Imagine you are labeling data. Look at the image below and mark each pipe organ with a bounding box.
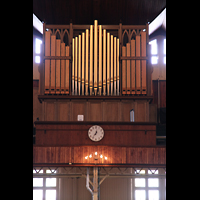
[42,20,150,97]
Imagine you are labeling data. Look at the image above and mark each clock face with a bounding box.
[88,125,104,142]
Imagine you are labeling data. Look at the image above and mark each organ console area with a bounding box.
[40,20,151,97]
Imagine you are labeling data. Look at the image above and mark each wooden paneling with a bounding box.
[33,145,166,166]
[59,102,70,121]
[35,122,156,146]
[45,103,55,121]
[104,101,119,121]
[152,80,166,108]
[89,102,102,121]
[72,101,87,121]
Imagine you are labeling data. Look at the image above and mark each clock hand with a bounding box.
[94,131,97,136]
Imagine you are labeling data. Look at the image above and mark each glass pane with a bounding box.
[148,178,159,187]
[135,178,145,187]
[149,39,157,54]
[135,169,145,174]
[35,56,40,63]
[46,190,56,200]
[46,178,56,187]
[135,190,145,200]
[151,56,158,64]
[33,190,43,200]
[35,38,42,54]
[163,39,166,54]
[46,169,57,173]
[33,169,43,173]
[164,56,166,64]
[149,190,159,200]
[148,169,158,174]
[33,178,43,187]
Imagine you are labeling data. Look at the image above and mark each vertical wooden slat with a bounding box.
[50,35,56,94]
[44,31,50,94]
[131,39,136,94]
[122,46,126,94]
[136,35,141,94]
[126,43,131,94]
[141,31,147,94]
[56,39,61,94]
[60,43,65,94]
[65,46,69,94]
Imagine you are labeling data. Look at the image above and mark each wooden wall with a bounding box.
[39,99,151,122]
[33,145,166,167]
[35,122,156,146]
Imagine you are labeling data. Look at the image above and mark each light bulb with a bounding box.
[100,154,103,158]
[95,152,97,155]
[85,156,88,159]
[89,154,92,158]
[105,157,107,160]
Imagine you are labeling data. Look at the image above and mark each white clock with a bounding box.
[88,125,104,142]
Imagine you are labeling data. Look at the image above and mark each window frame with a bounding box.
[33,168,58,200]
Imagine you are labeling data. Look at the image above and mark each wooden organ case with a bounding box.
[34,20,165,200]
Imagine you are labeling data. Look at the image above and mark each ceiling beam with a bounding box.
[149,8,166,35]
[33,13,43,34]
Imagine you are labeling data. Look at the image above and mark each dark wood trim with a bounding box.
[33,163,166,168]
[34,121,157,125]
[44,56,71,60]
[38,95,153,103]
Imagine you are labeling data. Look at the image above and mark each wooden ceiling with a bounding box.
[33,0,166,25]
